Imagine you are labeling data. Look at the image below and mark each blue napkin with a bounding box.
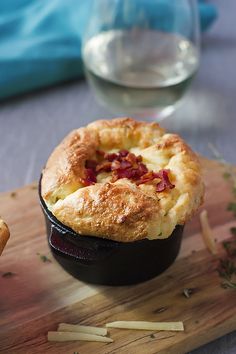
[0,0,217,100]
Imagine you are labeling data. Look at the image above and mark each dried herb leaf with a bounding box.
[217,255,236,291]
[230,227,236,236]
[2,272,16,278]
[227,202,236,214]
[223,240,236,257]
[217,259,236,279]
[223,241,230,250]
[153,307,168,314]
[183,288,195,298]
[37,253,52,263]
[223,172,231,180]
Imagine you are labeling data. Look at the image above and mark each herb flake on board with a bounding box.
[227,202,236,216]
[183,288,195,298]
[37,253,52,263]
[2,272,16,278]
[230,227,236,236]
[223,172,231,180]
[153,306,168,314]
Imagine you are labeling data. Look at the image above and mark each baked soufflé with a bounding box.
[41,117,204,242]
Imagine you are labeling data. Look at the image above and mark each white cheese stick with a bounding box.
[200,209,217,255]
[48,331,113,343]
[0,218,10,256]
[106,321,184,331]
[58,323,107,336]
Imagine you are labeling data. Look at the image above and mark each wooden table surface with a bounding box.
[0,0,236,353]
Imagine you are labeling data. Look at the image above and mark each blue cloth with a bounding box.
[0,0,217,100]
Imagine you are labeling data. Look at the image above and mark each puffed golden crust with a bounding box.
[0,218,10,256]
[41,117,204,242]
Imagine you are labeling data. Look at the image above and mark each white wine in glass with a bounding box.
[82,0,200,120]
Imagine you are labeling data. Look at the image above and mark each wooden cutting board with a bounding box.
[0,157,236,354]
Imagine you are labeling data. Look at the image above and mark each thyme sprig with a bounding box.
[218,231,236,288]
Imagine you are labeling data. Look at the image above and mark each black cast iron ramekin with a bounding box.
[39,179,183,286]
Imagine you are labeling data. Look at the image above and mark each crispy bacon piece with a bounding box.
[120,160,132,169]
[137,162,148,176]
[125,152,138,165]
[96,150,105,157]
[155,169,175,192]
[115,169,134,180]
[83,168,97,186]
[137,169,174,192]
[136,171,157,185]
[104,152,118,162]
[115,164,146,180]
[111,159,132,171]
[119,149,129,157]
[96,161,112,173]
[111,160,121,170]
[85,159,97,170]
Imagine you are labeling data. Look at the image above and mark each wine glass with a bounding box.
[82,0,200,120]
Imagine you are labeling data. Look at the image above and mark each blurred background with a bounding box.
[0,0,235,193]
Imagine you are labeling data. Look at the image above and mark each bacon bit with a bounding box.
[137,169,174,192]
[96,150,105,157]
[83,168,97,186]
[125,152,138,165]
[155,169,175,192]
[85,160,97,170]
[119,160,132,170]
[136,171,157,185]
[111,160,121,170]
[119,149,129,157]
[104,152,118,162]
[96,161,112,173]
[111,159,132,171]
[137,163,148,176]
[121,164,146,180]
[115,168,136,180]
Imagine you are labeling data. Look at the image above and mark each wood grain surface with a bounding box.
[0,158,236,354]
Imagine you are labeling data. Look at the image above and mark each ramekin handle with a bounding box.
[49,225,113,263]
